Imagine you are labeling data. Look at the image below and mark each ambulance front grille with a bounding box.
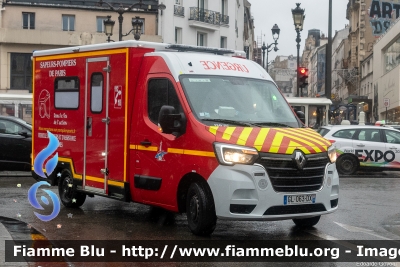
[257,152,329,192]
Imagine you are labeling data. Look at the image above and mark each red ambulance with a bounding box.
[32,41,338,235]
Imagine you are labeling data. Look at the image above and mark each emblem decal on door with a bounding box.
[38,89,51,119]
[114,85,122,109]
[155,141,167,161]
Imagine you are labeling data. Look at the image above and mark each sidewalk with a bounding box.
[0,171,31,177]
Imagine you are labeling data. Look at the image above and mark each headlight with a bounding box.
[214,143,259,165]
[328,145,337,163]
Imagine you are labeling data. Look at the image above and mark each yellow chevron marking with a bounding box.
[222,127,236,140]
[274,132,322,153]
[254,128,270,151]
[269,132,284,153]
[209,126,218,135]
[129,144,137,149]
[278,128,330,147]
[237,128,253,146]
[286,140,311,154]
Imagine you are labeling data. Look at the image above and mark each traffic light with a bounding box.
[298,67,309,88]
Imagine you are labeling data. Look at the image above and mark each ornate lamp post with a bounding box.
[131,16,144,40]
[103,15,115,42]
[292,3,305,97]
[261,24,280,72]
[99,0,166,41]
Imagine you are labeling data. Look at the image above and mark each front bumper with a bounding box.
[207,163,339,220]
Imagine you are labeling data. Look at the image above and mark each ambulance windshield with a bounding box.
[180,76,300,128]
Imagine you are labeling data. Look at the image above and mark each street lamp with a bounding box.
[261,24,280,72]
[103,15,115,42]
[292,3,305,97]
[131,16,143,40]
[99,0,166,41]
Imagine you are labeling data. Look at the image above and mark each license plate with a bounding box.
[284,194,316,205]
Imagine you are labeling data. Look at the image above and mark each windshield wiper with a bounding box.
[201,119,261,127]
[250,122,293,128]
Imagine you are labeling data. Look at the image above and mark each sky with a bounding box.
[249,0,349,58]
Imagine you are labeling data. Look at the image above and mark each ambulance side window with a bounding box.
[54,77,79,109]
[148,79,182,125]
[90,73,103,113]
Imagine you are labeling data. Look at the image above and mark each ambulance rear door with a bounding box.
[83,57,110,194]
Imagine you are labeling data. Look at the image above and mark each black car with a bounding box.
[0,116,32,171]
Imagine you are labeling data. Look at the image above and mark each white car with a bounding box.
[318,125,400,175]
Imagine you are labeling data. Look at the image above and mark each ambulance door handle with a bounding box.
[140,140,152,147]
[356,143,365,147]
[87,117,92,137]
[389,147,397,149]
[101,117,110,124]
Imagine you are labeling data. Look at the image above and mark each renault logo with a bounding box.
[294,151,307,170]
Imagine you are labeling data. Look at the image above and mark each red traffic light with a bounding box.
[298,67,308,76]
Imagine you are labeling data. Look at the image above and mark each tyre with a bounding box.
[337,154,359,175]
[293,215,321,227]
[186,182,217,236]
[58,169,86,208]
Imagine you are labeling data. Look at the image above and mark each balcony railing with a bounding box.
[189,7,229,26]
[220,14,229,25]
[174,5,184,17]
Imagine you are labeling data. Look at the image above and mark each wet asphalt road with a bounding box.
[1,171,400,267]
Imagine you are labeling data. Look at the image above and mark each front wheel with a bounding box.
[337,154,359,175]
[186,182,217,236]
[293,216,321,227]
[58,169,86,208]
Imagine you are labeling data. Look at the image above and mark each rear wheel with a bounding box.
[58,169,86,208]
[293,215,321,227]
[186,182,217,236]
[337,154,359,175]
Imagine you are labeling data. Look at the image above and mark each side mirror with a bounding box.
[18,131,30,138]
[158,105,186,136]
[296,110,306,125]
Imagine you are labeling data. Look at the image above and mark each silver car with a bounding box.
[318,125,400,175]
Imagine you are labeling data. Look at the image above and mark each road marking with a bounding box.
[334,221,393,240]
[304,229,396,262]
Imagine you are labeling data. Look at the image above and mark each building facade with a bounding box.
[0,0,162,121]
[159,0,245,50]
[373,17,400,123]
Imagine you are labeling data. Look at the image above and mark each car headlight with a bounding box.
[328,145,337,163]
[214,142,259,165]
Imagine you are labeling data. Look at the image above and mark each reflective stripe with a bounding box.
[58,157,83,179]
[137,145,158,151]
[130,146,215,157]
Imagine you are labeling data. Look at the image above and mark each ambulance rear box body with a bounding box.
[32,41,338,235]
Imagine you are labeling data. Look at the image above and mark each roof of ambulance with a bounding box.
[33,40,273,81]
